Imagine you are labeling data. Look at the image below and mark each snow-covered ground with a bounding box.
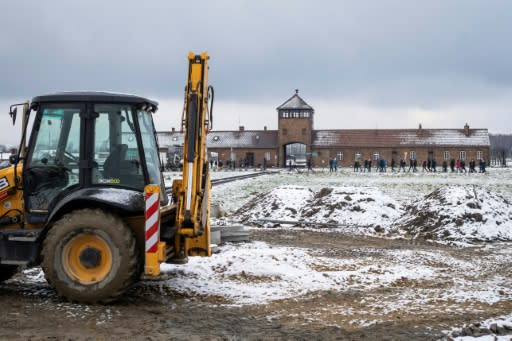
[14,167,512,338]
[210,167,512,245]
[158,167,512,338]
[208,167,512,214]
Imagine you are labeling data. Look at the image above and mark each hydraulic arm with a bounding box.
[172,52,214,260]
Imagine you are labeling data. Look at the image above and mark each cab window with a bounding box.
[92,104,144,189]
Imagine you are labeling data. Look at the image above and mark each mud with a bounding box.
[1,229,511,340]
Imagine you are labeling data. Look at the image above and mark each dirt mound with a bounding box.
[235,185,402,232]
[301,186,402,229]
[395,186,512,243]
[234,185,314,223]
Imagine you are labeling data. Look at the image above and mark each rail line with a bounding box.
[210,170,277,186]
[165,170,277,194]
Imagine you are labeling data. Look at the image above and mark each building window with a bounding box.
[409,151,416,160]
[337,152,343,161]
[283,128,287,135]
[460,151,466,161]
[264,152,270,161]
[443,151,450,160]
[354,151,362,161]
[476,151,483,160]
[373,151,379,160]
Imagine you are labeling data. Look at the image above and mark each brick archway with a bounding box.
[283,142,306,167]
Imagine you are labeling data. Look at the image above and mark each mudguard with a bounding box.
[47,187,145,225]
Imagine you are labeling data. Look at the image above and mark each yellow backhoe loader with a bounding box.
[0,52,213,303]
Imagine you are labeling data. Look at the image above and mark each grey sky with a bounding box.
[1,0,512,145]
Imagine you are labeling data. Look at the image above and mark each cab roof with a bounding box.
[31,91,158,108]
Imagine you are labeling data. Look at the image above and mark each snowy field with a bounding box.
[182,167,512,339]
[211,167,512,243]
[9,167,512,339]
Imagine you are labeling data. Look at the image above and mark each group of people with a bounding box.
[353,159,389,172]
[352,158,487,173]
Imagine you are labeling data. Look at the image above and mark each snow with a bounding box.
[445,314,512,340]
[235,185,402,231]
[89,188,141,205]
[11,167,512,337]
[159,241,438,305]
[399,129,490,146]
[213,168,512,245]
[394,186,512,243]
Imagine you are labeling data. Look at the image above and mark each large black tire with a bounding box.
[0,265,19,282]
[41,209,140,304]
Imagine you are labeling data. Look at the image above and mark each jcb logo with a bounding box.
[0,177,9,190]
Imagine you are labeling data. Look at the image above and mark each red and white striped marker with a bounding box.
[145,185,160,253]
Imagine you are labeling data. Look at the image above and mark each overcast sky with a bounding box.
[1,0,511,145]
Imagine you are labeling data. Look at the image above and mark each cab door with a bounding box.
[23,104,84,217]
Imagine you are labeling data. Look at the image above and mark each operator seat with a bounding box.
[103,144,127,178]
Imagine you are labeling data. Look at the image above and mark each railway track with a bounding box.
[165,170,277,194]
[210,170,277,186]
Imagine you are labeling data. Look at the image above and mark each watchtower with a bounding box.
[277,90,314,167]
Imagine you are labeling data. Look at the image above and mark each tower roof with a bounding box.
[276,90,313,111]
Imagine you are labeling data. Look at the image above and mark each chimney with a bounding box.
[264,126,267,131]
[464,123,470,136]
[171,127,175,133]
[239,126,244,131]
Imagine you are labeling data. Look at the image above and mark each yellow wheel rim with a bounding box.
[62,233,113,285]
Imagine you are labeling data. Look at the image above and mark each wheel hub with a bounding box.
[62,233,113,284]
[79,247,102,269]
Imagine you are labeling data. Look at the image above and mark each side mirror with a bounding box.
[9,155,19,165]
[9,106,17,125]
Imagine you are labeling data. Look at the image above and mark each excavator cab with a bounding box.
[21,94,166,218]
[0,92,171,303]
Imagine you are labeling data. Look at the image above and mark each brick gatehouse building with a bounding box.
[157,90,490,168]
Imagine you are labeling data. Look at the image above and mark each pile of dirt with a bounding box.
[234,185,402,232]
[234,185,314,223]
[394,186,512,243]
[301,186,402,230]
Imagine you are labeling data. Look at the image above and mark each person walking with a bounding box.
[422,160,427,172]
[399,158,406,172]
[432,159,437,172]
[413,159,418,172]
[391,158,396,172]
[408,159,414,172]
[480,158,486,173]
[450,158,455,172]
[333,158,338,172]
